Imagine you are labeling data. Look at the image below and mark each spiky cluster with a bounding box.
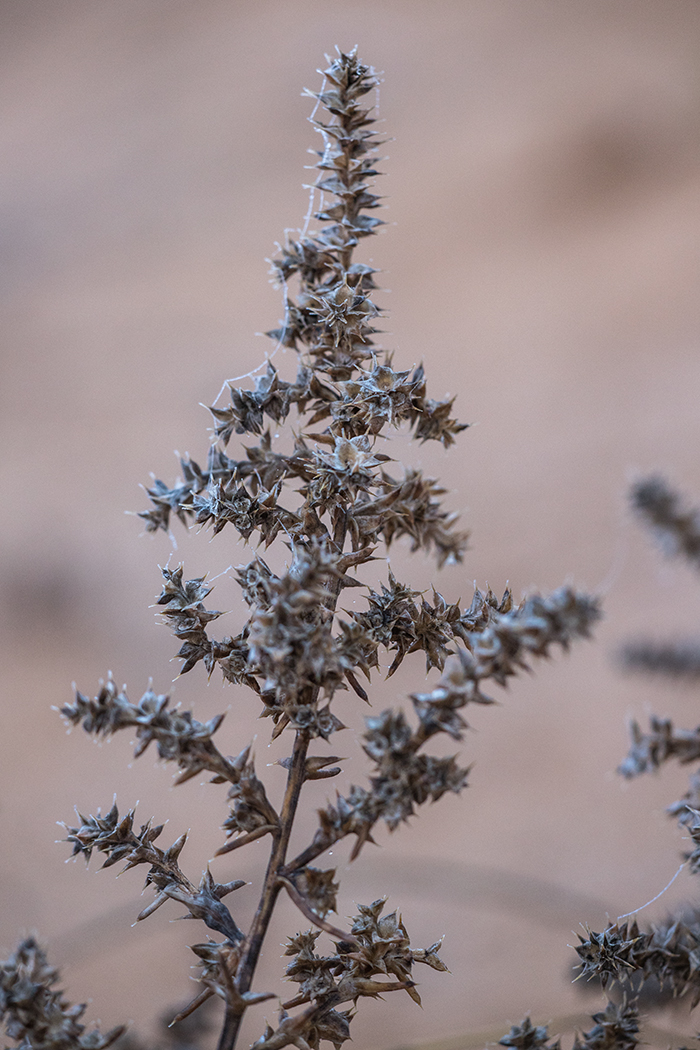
[499,1017,556,1050]
[249,898,447,1050]
[61,801,247,942]
[631,476,700,570]
[0,938,124,1050]
[60,674,236,784]
[496,1002,640,1050]
[574,913,700,1008]
[618,715,700,779]
[139,51,467,560]
[571,1001,640,1050]
[148,558,598,743]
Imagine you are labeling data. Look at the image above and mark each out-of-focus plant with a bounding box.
[563,477,700,1046]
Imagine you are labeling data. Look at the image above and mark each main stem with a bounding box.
[217,728,310,1050]
[217,517,347,1050]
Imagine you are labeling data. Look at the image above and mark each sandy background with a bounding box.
[3,2,700,1049]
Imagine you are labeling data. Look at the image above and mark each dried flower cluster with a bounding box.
[0,938,125,1050]
[630,477,700,572]
[1,49,600,1050]
[496,1001,641,1050]
[573,911,700,1007]
[619,477,700,680]
[619,640,700,679]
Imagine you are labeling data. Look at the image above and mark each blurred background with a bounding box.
[2,2,700,1048]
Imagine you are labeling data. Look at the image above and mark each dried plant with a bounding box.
[618,478,700,681]
[0,938,125,1050]
[495,1001,641,1050]
[567,477,700,1038]
[1,49,600,1050]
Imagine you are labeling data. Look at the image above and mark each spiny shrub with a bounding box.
[1,48,600,1050]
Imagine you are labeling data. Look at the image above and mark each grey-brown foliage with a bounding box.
[620,477,700,681]
[0,938,125,1050]
[1,49,599,1050]
[631,477,700,571]
[495,1001,640,1050]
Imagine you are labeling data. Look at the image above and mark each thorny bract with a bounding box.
[1,50,600,1050]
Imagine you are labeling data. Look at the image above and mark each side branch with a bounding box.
[277,876,359,945]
